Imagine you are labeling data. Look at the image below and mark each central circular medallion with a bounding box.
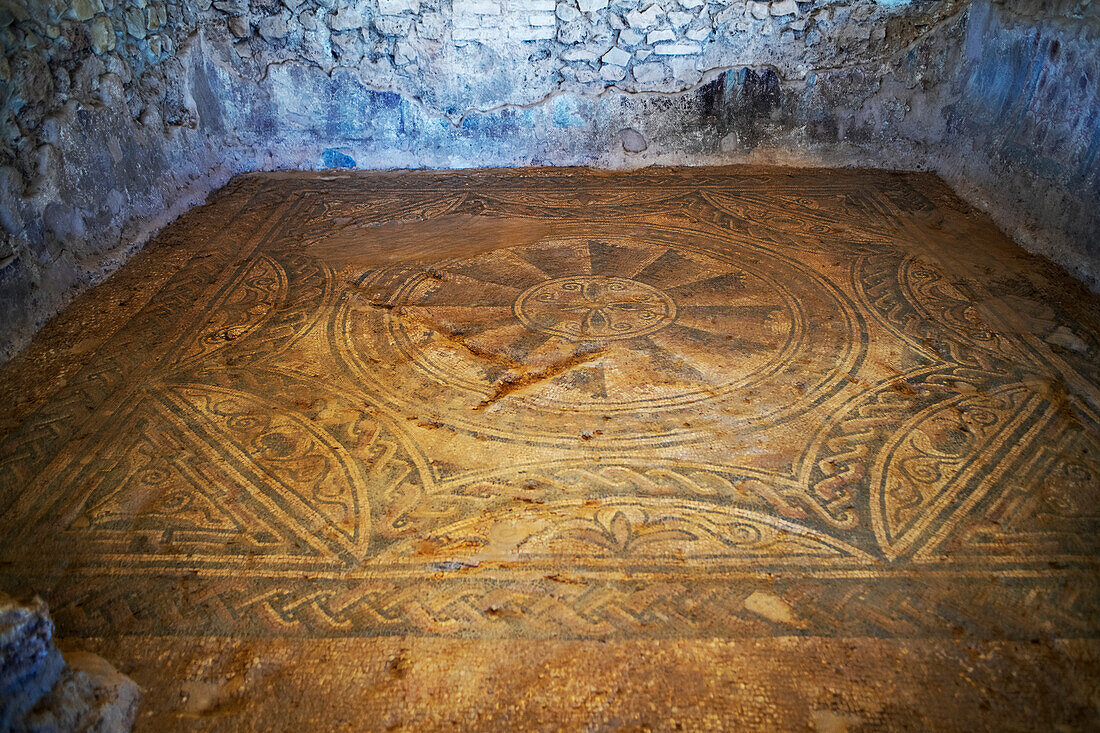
[514,275,677,342]
[336,233,862,447]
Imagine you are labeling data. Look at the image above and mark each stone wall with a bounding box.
[939,0,1100,289]
[0,0,243,364]
[206,0,967,169]
[0,593,140,730]
[0,0,1096,362]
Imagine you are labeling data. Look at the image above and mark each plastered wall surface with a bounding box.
[0,0,1096,362]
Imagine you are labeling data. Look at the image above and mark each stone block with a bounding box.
[667,11,692,28]
[71,0,104,23]
[618,27,643,46]
[646,29,674,44]
[576,0,607,11]
[258,15,290,40]
[685,26,709,41]
[228,14,249,37]
[625,4,660,29]
[212,0,247,14]
[529,12,555,27]
[652,41,700,55]
[771,0,798,16]
[556,2,579,23]
[377,0,419,13]
[89,15,115,53]
[20,652,141,733]
[0,594,139,732]
[749,2,769,20]
[601,46,631,66]
[147,2,166,30]
[0,596,63,730]
[123,7,144,38]
[328,7,365,31]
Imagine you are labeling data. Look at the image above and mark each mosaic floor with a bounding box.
[2,167,1100,728]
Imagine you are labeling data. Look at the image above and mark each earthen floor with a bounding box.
[2,167,1100,729]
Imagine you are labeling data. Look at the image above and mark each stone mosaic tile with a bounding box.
[1,167,1099,728]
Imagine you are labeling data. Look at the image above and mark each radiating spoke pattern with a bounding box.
[341,235,853,434]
